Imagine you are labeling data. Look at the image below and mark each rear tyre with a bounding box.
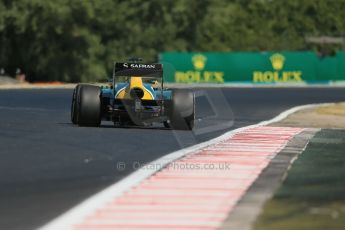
[76,84,101,127]
[71,85,80,124]
[168,89,195,130]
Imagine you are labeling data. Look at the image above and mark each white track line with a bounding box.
[39,102,334,230]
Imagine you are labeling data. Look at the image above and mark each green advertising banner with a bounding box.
[337,52,345,81]
[160,51,345,83]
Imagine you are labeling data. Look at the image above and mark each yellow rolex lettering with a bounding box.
[214,72,224,83]
[292,71,302,81]
[195,71,201,82]
[282,72,290,82]
[263,71,274,82]
[175,72,185,82]
[176,70,226,83]
[202,71,224,83]
[252,70,303,83]
[273,72,280,82]
[203,71,211,82]
[185,71,195,82]
[253,71,263,82]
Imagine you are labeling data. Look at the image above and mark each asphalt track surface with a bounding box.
[0,87,344,230]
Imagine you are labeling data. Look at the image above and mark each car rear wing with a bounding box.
[112,62,164,98]
[114,62,163,77]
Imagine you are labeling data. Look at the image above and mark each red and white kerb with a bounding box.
[75,126,304,230]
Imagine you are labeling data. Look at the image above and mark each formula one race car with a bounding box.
[71,59,194,130]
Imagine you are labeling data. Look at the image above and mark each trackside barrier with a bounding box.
[159,51,345,84]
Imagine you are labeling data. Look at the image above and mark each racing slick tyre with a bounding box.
[71,84,80,124]
[168,89,195,130]
[76,84,101,127]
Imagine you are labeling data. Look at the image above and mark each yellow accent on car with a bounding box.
[115,76,154,100]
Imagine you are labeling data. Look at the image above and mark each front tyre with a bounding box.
[168,89,195,130]
[76,84,101,127]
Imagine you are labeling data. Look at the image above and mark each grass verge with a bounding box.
[254,129,345,230]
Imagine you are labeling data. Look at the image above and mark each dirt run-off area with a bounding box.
[271,103,345,129]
